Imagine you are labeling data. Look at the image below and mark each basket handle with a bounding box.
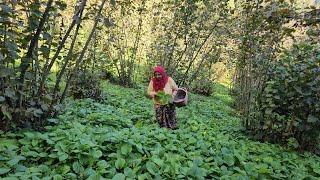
[179,87,188,92]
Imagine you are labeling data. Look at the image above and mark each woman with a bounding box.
[147,66,178,129]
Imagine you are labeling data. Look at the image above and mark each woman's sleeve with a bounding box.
[170,77,178,91]
[147,80,154,96]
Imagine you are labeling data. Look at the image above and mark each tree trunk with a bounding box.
[52,6,85,98]
[37,0,87,96]
[33,40,40,96]
[129,2,144,85]
[179,17,220,86]
[188,45,216,85]
[17,0,53,107]
[59,0,107,104]
[43,12,58,74]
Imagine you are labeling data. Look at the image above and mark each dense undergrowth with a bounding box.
[0,82,319,179]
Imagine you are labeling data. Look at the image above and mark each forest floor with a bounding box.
[0,82,320,179]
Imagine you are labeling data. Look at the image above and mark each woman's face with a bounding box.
[155,72,162,80]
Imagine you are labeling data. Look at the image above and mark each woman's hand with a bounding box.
[172,90,177,96]
[150,91,157,98]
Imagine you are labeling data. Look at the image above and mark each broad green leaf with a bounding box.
[0,139,18,148]
[221,147,230,155]
[313,167,320,175]
[26,151,39,157]
[223,154,235,166]
[84,167,95,177]
[257,164,270,174]
[97,160,108,169]
[53,175,63,180]
[15,164,27,172]
[66,173,77,179]
[2,178,19,180]
[138,173,151,180]
[7,156,26,167]
[58,153,68,161]
[112,173,125,180]
[31,139,39,146]
[152,157,164,166]
[93,149,103,159]
[146,161,158,175]
[61,165,71,174]
[0,168,10,175]
[72,162,84,174]
[39,165,49,172]
[115,158,126,169]
[187,165,206,178]
[88,173,102,180]
[121,144,132,155]
[23,132,36,138]
[32,175,41,180]
[124,167,135,178]
[244,163,255,172]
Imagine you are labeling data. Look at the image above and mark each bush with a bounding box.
[99,69,120,84]
[0,85,61,131]
[191,70,216,96]
[251,43,320,152]
[70,70,104,101]
[191,78,215,96]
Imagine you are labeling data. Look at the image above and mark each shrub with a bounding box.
[0,85,60,131]
[70,70,104,101]
[251,43,320,152]
[191,78,215,96]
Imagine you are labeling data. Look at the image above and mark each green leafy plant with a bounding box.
[251,43,320,151]
[70,70,104,101]
[1,82,320,179]
[154,91,172,105]
[191,78,215,96]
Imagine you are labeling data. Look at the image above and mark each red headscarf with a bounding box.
[152,66,169,92]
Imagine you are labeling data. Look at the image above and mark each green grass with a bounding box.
[0,82,319,179]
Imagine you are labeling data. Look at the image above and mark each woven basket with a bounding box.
[173,88,188,107]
